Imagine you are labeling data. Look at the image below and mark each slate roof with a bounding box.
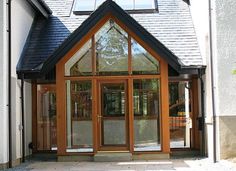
[17,0,203,78]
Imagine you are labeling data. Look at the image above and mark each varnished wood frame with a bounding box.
[32,82,37,153]
[56,13,170,156]
[192,77,200,149]
[32,83,57,152]
[168,78,200,150]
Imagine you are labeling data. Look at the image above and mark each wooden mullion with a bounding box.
[92,36,96,76]
[32,82,37,153]
[128,35,132,75]
[128,78,134,153]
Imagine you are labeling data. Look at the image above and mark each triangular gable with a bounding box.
[40,0,185,75]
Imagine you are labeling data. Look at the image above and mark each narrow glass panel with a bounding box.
[133,79,161,151]
[135,0,155,9]
[95,19,128,75]
[65,39,92,76]
[74,0,95,11]
[132,39,160,75]
[101,83,126,145]
[169,81,192,148]
[37,85,57,151]
[66,80,93,152]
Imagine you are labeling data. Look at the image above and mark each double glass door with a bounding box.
[98,80,129,150]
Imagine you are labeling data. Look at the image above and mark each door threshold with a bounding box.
[97,151,130,153]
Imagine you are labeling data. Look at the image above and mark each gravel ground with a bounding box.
[5,158,236,171]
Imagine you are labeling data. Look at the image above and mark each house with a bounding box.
[2,0,235,169]
[17,0,205,161]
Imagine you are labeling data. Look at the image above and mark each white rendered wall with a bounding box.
[190,0,216,160]
[0,0,9,165]
[214,0,236,159]
[214,0,236,117]
[191,0,236,160]
[11,0,35,162]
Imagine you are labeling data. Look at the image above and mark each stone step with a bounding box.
[171,150,201,158]
[94,152,132,162]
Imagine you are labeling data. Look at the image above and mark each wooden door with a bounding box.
[97,80,129,151]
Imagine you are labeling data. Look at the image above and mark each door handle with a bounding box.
[97,115,102,123]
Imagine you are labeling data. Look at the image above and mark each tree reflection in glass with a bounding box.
[95,19,128,75]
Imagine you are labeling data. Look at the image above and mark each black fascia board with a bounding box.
[27,0,52,18]
[179,65,206,75]
[37,0,52,14]
[41,0,183,75]
[17,70,41,79]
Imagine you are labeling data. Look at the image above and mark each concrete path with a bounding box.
[6,158,236,171]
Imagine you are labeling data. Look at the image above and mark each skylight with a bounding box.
[73,0,158,15]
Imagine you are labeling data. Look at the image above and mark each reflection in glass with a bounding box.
[74,0,95,11]
[74,0,157,12]
[103,84,125,116]
[133,79,161,151]
[132,39,160,75]
[65,40,92,76]
[169,81,191,148]
[95,19,128,75]
[101,83,126,145]
[37,85,57,151]
[66,80,93,152]
[135,0,155,9]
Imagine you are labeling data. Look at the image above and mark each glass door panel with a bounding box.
[169,81,192,148]
[99,81,128,149]
[37,85,57,151]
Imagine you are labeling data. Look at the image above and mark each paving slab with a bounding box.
[5,158,236,171]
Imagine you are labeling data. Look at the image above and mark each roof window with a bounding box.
[73,0,158,15]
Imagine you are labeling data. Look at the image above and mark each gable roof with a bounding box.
[17,0,204,79]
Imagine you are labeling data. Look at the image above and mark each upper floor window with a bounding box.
[73,0,158,15]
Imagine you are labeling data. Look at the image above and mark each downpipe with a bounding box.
[7,0,12,168]
[198,68,205,156]
[208,0,217,163]
[21,73,25,163]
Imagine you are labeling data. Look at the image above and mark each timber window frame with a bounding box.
[56,15,170,155]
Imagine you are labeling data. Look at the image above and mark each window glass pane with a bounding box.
[74,0,157,13]
[95,19,128,75]
[66,80,93,152]
[135,0,155,9]
[103,84,125,116]
[65,39,92,76]
[132,39,160,75]
[133,79,161,151]
[169,81,192,148]
[74,0,95,11]
[101,83,126,145]
[115,0,134,10]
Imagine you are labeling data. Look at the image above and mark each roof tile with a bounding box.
[18,0,202,71]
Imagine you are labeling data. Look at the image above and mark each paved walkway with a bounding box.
[6,158,236,171]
